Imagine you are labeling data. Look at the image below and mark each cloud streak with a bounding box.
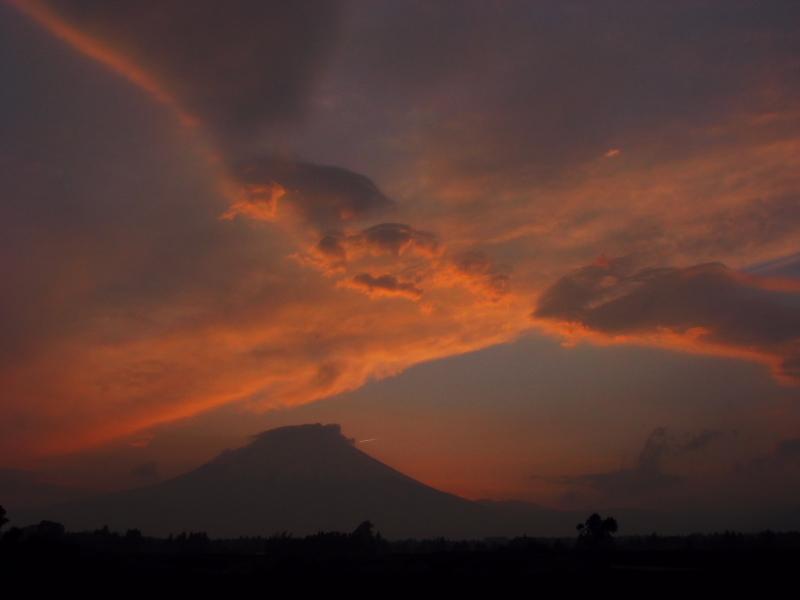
[13,0,342,145]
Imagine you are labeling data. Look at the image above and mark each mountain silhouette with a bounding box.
[17,424,539,539]
[16,424,764,538]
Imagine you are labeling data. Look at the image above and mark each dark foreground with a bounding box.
[3,524,799,589]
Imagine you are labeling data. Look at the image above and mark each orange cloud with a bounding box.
[230,159,395,231]
[6,0,800,473]
[343,273,423,300]
[533,259,800,383]
[308,224,440,270]
[222,181,285,222]
[0,270,530,460]
[298,223,513,307]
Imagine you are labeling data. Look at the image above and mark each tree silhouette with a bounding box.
[34,520,65,540]
[0,505,7,530]
[577,513,618,549]
[352,520,374,540]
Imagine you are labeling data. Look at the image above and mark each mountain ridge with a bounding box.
[15,424,514,539]
[11,424,799,538]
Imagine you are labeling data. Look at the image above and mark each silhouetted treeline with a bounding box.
[613,529,800,551]
[3,514,800,582]
[5,519,800,555]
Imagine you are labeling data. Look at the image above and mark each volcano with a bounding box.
[20,424,540,539]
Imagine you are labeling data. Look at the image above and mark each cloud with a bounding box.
[748,252,800,280]
[127,433,155,449]
[684,429,723,452]
[578,428,683,500]
[309,223,440,269]
[678,193,800,260]
[301,224,512,305]
[341,1,800,190]
[344,273,423,300]
[4,0,800,472]
[227,158,395,230]
[17,0,342,147]
[0,3,536,463]
[636,427,671,473]
[222,181,284,222]
[579,469,683,502]
[13,1,391,235]
[360,223,439,257]
[739,438,800,472]
[534,259,800,381]
[727,437,800,504]
[436,253,511,302]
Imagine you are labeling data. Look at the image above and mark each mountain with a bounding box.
[16,424,565,539]
[0,469,98,511]
[17,424,772,539]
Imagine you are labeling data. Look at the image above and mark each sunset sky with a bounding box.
[2,0,800,528]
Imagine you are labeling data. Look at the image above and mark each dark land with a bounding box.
[3,518,800,588]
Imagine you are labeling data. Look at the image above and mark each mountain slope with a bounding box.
[18,424,529,539]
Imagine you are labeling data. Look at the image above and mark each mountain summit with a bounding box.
[21,424,517,539]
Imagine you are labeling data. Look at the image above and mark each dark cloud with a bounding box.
[348,273,423,300]
[32,0,342,147]
[567,430,800,517]
[312,223,439,267]
[636,427,670,473]
[578,428,682,500]
[232,158,395,229]
[22,2,399,235]
[361,223,439,257]
[732,437,800,492]
[342,1,800,179]
[684,429,723,452]
[535,259,800,380]
[747,252,800,279]
[305,225,513,304]
[580,469,683,500]
[315,233,349,263]
[343,0,497,89]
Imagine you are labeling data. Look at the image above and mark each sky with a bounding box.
[2,0,800,528]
